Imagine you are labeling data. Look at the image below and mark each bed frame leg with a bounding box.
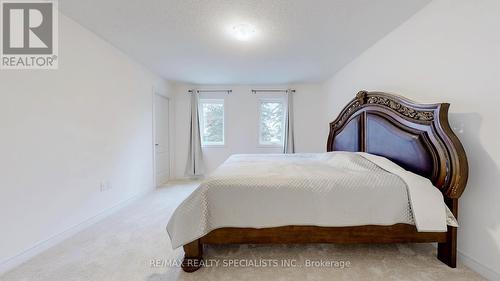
[438,198,457,268]
[182,239,203,272]
[437,225,457,268]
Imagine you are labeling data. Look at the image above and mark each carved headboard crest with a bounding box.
[327,91,468,199]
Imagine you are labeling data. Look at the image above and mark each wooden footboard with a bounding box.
[182,223,456,272]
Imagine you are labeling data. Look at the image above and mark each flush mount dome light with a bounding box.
[230,23,256,41]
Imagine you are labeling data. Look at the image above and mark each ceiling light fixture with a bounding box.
[230,23,256,41]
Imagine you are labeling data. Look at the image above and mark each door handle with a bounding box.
[155,144,159,146]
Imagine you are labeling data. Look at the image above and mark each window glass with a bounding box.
[199,99,224,145]
[259,100,284,145]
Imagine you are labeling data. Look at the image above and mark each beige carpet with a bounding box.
[1,182,485,281]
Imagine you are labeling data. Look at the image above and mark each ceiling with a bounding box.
[59,0,431,84]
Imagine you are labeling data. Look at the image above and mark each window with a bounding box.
[199,99,224,146]
[259,99,285,146]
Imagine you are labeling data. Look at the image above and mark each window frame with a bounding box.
[198,98,225,147]
[258,97,286,147]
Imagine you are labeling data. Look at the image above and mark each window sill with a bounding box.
[257,144,284,149]
[202,144,226,148]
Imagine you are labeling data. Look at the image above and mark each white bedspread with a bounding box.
[167,152,452,248]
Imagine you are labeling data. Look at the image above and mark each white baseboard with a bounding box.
[459,251,500,281]
[0,189,152,275]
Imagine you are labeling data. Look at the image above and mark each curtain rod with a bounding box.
[251,89,295,94]
[188,89,232,94]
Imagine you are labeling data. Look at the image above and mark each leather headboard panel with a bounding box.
[332,116,359,152]
[365,113,434,179]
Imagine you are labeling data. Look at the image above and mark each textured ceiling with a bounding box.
[59,0,431,84]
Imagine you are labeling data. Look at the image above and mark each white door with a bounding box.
[154,94,170,186]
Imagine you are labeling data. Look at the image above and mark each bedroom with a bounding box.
[0,0,499,280]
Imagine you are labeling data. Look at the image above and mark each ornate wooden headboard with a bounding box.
[327,91,468,199]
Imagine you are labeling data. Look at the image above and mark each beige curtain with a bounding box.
[185,89,204,177]
[283,89,295,154]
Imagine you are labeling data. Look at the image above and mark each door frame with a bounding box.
[152,87,172,188]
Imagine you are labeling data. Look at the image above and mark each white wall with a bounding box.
[323,0,500,279]
[0,14,171,269]
[173,84,327,178]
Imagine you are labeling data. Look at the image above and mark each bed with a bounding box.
[167,91,468,272]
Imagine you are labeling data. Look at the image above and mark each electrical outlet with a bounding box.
[100,181,112,192]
